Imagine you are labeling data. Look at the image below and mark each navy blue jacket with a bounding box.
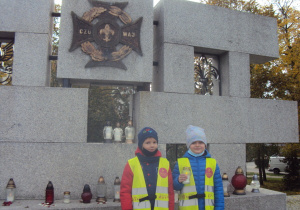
[172,150,224,210]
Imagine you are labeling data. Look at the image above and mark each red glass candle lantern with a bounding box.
[45,181,54,204]
[231,166,247,195]
[81,184,93,203]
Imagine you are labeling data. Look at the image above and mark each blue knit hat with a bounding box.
[186,125,207,148]
[138,127,158,150]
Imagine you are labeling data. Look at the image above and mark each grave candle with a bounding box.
[113,177,121,202]
[6,178,16,203]
[231,166,247,195]
[125,120,135,144]
[96,176,107,203]
[63,191,71,203]
[113,122,123,143]
[251,174,260,193]
[81,184,92,203]
[222,173,230,197]
[45,181,54,204]
[103,121,113,143]
[182,167,191,184]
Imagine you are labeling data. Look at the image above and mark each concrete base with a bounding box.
[225,185,286,210]
[0,186,286,210]
[0,199,121,210]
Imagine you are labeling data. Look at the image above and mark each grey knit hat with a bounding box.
[186,125,207,148]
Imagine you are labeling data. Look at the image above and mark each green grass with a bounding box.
[247,171,285,177]
[246,173,300,195]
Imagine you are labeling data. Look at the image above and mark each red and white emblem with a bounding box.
[205,167,213,178]
[159,168,168,178]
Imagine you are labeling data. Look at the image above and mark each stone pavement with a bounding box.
[287,195,300,210]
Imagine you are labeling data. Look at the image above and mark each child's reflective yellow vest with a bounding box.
[128,156,170,210]
[178,157,216,210]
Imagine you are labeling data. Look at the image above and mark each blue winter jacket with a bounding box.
[172,150,224,210]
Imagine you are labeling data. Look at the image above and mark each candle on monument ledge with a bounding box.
[6,178,16,203]
[45,181,54,204]
[231,166,247,195]
[113,122,123,143]
[222,173,230,197]
[113,176,121,202]
[63,191,71,203]
[125,120,135,144]
[81,184,93,203]
[103,121,113,143]
[251,174,260,193]
[96,176,107,203]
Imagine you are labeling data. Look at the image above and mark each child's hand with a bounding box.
[178,174,188,183]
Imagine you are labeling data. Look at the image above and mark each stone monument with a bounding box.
[0,0,298,209]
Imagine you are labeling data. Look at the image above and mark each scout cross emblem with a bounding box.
[69,0,143,70]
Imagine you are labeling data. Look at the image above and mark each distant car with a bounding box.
[268,156,287,174]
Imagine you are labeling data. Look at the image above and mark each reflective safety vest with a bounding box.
[178,158,216,210]
[128,156,170,210]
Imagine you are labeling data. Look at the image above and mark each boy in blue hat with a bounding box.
[172,125,224,210]
[121,127,174,210]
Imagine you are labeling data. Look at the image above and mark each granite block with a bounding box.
[57,0,154,84]
[0,142,166,200]
[155,0,279,64]
[152,43,194,94]
[209,144,246,182]
[0,86,88,143]
[220,51,250,97]
[0,0,53,33]
[12,33,51,86]
[133,91,299,144]
[225,186,286,210]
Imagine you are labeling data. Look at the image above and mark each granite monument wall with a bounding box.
[0,1,298,209]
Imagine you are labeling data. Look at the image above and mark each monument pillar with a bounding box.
[0,0,54,87]
[220,51,250,98]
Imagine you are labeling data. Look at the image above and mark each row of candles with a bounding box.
[4,166,260,205]
[103,120,135,144]
[3,176,121,205]
[222,166,260,196]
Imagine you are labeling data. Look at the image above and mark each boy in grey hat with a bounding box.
[172,125,224,210]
